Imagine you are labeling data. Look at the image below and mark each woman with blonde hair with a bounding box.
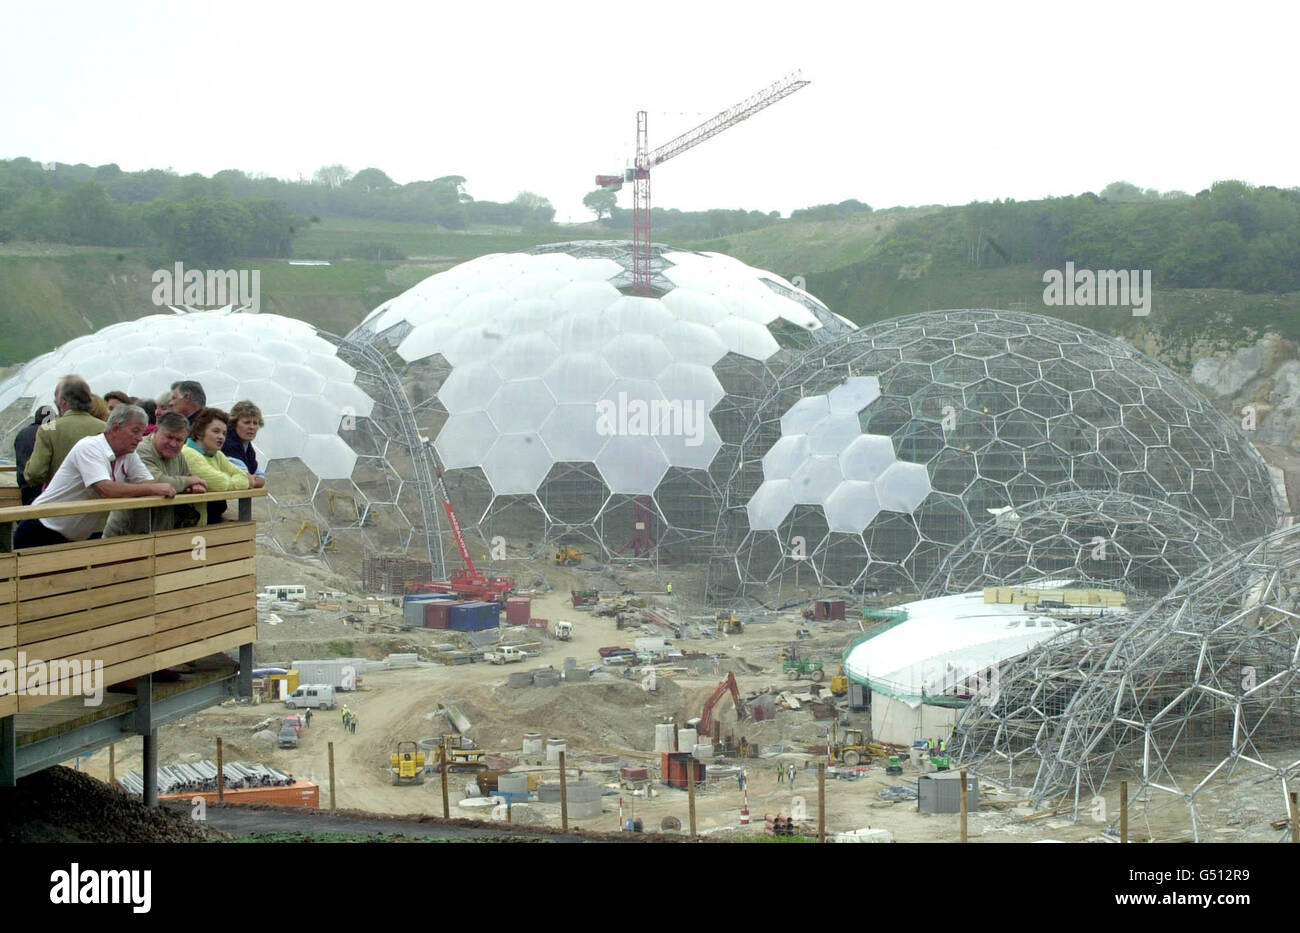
[222,400,266,479]
[89,394,110,421]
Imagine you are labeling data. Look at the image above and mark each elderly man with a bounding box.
[170,380,207,422]
[22,376,107,488]
[104,412,209,537]
[14,405,177,549]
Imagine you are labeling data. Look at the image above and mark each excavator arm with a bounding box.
[699,672,746,735]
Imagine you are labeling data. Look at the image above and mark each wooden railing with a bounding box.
[0,488,266,717]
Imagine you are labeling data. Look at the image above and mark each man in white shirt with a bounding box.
[14,404,178,549]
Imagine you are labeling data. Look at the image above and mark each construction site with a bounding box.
[1,73,1298,849]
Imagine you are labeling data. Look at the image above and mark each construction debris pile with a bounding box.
[0,767,225,843]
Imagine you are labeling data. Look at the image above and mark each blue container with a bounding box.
[403,593,455,606]
[449,600,501,632]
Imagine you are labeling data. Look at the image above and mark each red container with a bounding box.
[506,597,532,625]
[160,781,320,808]
[660,752,700,790]
[813,599,846,620]
[424,601,455,629]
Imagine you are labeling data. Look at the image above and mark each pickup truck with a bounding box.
[485,645,527,665]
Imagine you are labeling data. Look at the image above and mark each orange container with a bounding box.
[160,780,320,808]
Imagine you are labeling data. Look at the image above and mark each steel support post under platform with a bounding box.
[0,716,15,788]
[239,643,253,699]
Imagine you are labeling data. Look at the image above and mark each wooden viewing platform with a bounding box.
[0,487,266,801]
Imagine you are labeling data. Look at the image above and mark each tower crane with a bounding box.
[595,71,810,296]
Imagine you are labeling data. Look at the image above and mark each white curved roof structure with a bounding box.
[355,245,851,500]
[0,311,373,480]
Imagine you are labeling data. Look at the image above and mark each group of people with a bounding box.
[12,375,269,549]
[341,706,358,734]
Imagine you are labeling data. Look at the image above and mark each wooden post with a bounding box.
[1120,781,1128,844]
[1291,791,1298,844]
[216,738,224,803]
[687,757,697,838]
[559,750,569,831]
[818,762,826,843]
[439,746,449,819]
[328,741,336,811]
[959,769,968,843]
[108,743,115,785]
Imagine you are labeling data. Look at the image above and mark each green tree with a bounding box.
[349,168,396,192]
[313,164,352,189]
[583,187,617,220]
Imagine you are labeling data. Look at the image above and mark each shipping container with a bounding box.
[159,781,320,808]
[505,597,531,625]
[425,601,456,629]
[811,598,846,620]
[448,600,500,632]
[291,659,364,690]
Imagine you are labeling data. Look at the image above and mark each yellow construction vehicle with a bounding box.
[555,547,584,566]
[830,722,873,767]
[431,734,488,772]
[830,664,848,696]
[389,741,426,786]
[716,611,744,635]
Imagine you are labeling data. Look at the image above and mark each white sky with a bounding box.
[3,0,1297,223]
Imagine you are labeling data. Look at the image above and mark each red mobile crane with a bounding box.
[410,451,516,604]
[595,71,809,297]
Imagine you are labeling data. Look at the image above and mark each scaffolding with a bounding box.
[950,521,1300,841]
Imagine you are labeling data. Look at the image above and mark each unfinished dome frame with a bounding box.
[709,308,1281,607]
[951,522,1300,842]
[923,490,1231,600]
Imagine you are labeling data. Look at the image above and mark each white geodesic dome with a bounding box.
[344,241,854,557]
[0,310,372,480]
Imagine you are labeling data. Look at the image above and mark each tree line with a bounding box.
[0,159,559,262]
[832,181,1300,295]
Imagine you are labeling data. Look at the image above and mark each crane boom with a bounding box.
[595,72,809,296]
[646,71,810,169]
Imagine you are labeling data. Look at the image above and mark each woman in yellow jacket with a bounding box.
[183,408,265,524]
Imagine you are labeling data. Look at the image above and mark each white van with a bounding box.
[285,684,336,709]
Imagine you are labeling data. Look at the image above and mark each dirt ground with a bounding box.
[67,550,1296,843]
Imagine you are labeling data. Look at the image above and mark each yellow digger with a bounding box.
[716,611,744,635]
[555,547,584,566]
[389,741,426,786]
[830,664,848,696]
[431,734,488,772]
[830,722,873,767]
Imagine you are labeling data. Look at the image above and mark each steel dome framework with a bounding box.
[923,491,1232,600]
[710,309,1281,605]
[950,522,1300,842]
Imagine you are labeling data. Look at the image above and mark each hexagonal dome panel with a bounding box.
[343,241,853,559]
[714,309,1279,604]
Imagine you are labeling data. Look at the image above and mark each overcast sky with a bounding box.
[3,1,1297,222]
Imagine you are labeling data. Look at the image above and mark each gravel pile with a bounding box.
[0,766,229,843]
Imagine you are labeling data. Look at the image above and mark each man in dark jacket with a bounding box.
[14,405,56,504]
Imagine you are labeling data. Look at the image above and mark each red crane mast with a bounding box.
[596,72,809,296]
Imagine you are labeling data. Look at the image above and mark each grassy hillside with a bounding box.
[4,205,1300,375]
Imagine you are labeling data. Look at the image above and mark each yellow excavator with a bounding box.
[830,664,848,696]
[389,741,426,786]
[716,611,744,635]
[431,734,488,772]
[555,547,584,566]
